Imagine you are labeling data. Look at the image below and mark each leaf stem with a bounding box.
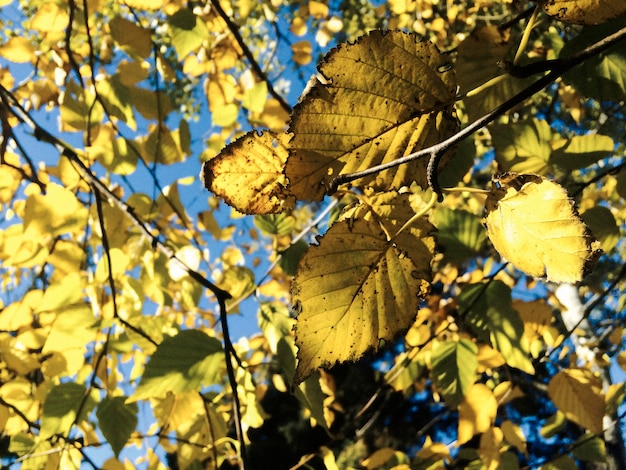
[513,1,544,66]
[394,191,437,238]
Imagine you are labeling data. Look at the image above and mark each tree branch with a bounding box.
[209,0,291,114]
[327,25,626,201]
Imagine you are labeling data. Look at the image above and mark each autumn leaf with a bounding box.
[201,131,295,214]
[286,30,458,201]
[483,173,602,283]
[458,384,497,445]
[292,216,433,385]
[543,0,626,25]
[431,339,478,407]
[548,368,604,434]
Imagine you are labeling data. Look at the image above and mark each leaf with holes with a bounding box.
[292,215,434,385]
[286,30,458,201]
[544,0,626,25]
[202,131,295,214]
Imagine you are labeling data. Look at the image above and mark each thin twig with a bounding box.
[327,25,626,200]
[209,0,291,114]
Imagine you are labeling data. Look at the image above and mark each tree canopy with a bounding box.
[0,0,626,468]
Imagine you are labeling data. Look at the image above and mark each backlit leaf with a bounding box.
[572,433,607,462]
[23,183,88,240]
[550,134,614,170]
[431,339,478,407]
[581,206,619,252]
[202,131,295,214]
[433,207,486,265]
[548,368,604,434]
[292,216,433,384]
[560,16,626,101]
[286,30,458,201]
[40,383,97,440]
[168,9,208,58]
[456,26,534,122]
[543,0,626,25]
[490,120,553,174]
[109,16,152,58]
[129,329,223,401]
[483,173,602,283]
[96,396,138,457]
[460,281,535,374]
[458,384,497,444]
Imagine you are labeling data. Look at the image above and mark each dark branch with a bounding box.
[209,0,291,114]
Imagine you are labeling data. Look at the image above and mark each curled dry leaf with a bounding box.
[543,0,626,25]
[201,131,295,214]
[483,173,601,283]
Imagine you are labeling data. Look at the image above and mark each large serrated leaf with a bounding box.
[431,339,478,407]
[96,396,138,457]
[548,368,604,434]
[292,217,433,384]
[460,281,535,374]
[202,131,295,214]
[286,30,458,201]
[483,173,602,283]
[129,329,223,401]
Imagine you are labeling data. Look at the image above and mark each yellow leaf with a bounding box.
[292,215,433,385]
[292,40,312,65]
[202,131,295,214]
[95,248,130,282]
[479,427,503,470]
[30,2,69,33]
[109,16,153,59]
[123,0,163,10]
[458,384,497,444]
[308,0,329,19]
[23,183,89,240]
[544,0,626,25]
[286,30,458,201]
[0,37,35,63]
[483,173,602,283]
[548,368,604,434]
[501,420,528,456]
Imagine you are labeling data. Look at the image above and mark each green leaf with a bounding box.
[96,396,138,457]
[456,25,535,122]
[541,455,578,470]
[490,119,553,174]
[292,216,433,384]
[560,16,626,101]
[96,75,137,130]
[581,206,620,252]
[254,213,296,236]
[459,281,535,374]
[572,433,606,462]
[40,383,97,440]
[258,302,330,431]
[130,329,223,401]
[168,9,209,58]
[431,339,478,407]
[286,30,458,201]
[550,134,614,170]
[432,207,486,265]
[278,239,309,276]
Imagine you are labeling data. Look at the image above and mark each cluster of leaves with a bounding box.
[0,0,625,469]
